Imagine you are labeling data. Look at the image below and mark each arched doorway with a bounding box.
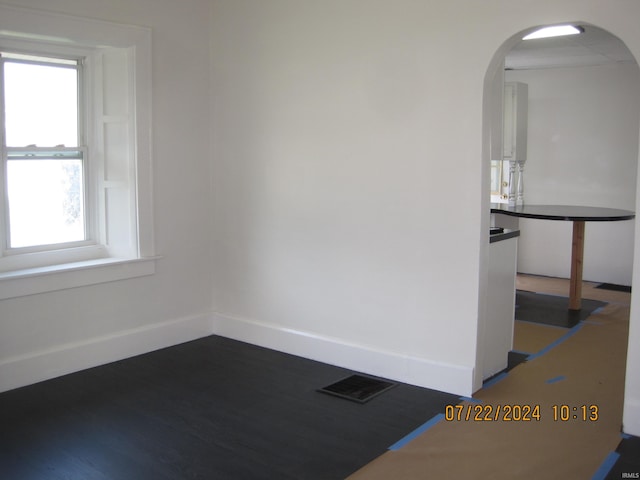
[480,23,640,433]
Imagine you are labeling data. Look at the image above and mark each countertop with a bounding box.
[491,204,635,222]
[490,227,520,244]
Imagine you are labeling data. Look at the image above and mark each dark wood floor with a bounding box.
[606,435,640,479]
[0,335,458,480]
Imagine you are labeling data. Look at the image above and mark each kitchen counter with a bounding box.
[490,227,520,243]
[491,204,635,222]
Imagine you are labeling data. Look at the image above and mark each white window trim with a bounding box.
[0,257,157,300]
[0,5,156,299]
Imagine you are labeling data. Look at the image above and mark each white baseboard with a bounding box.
[0,313,214,394]
[212,312,474,396]
[623,398,640,437]
[1,311,476,397]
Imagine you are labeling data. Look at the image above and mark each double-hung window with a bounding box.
[0,4,154,299]
[1,52,88,251]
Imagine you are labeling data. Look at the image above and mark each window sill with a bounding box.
[0,256,158,300]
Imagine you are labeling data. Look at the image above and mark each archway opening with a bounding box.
[480,23,639,396]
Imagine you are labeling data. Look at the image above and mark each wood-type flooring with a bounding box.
[0,333,456,479]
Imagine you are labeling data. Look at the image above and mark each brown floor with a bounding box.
[348,274,631,479]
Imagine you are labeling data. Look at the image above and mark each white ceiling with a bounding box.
[505,25,637,70]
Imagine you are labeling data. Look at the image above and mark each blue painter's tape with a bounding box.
[483,372,508,388]
[528,323,584,361]
[592,451,620,480]
[459,396,483,404]
[592,306,605,315]
[546,375,566,384]
[621,432,632,439]
[389,414,445,451]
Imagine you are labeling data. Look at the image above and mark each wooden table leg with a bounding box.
[569,221,585,311]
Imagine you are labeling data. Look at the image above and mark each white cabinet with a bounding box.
[482,233,518,380]
[503,82,528,206]
[491,81,528,204]
[503,81,528,162]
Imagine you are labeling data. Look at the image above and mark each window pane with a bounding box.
[7,160,85,248]
[3,61,78,147]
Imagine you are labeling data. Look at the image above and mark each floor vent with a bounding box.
[318,374,396,403]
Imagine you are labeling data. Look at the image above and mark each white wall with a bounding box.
[505,64,639,285]
[0,0,214,392]
[210,0,640,434]
[210,0,497,395]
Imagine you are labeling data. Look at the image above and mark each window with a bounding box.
[1,52,88,250]
[0,4,154,299]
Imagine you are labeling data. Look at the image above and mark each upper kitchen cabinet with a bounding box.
[491,81,529,204]
[503,81,528,163]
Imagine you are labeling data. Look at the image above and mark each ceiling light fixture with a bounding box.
[523,25,584,40]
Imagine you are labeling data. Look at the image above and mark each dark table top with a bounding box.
[491,204,636,222]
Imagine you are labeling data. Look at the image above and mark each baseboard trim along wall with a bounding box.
[623,398,640,437]
[0,313,213,394]
[1,311,475,396]
[212,312,474,396]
